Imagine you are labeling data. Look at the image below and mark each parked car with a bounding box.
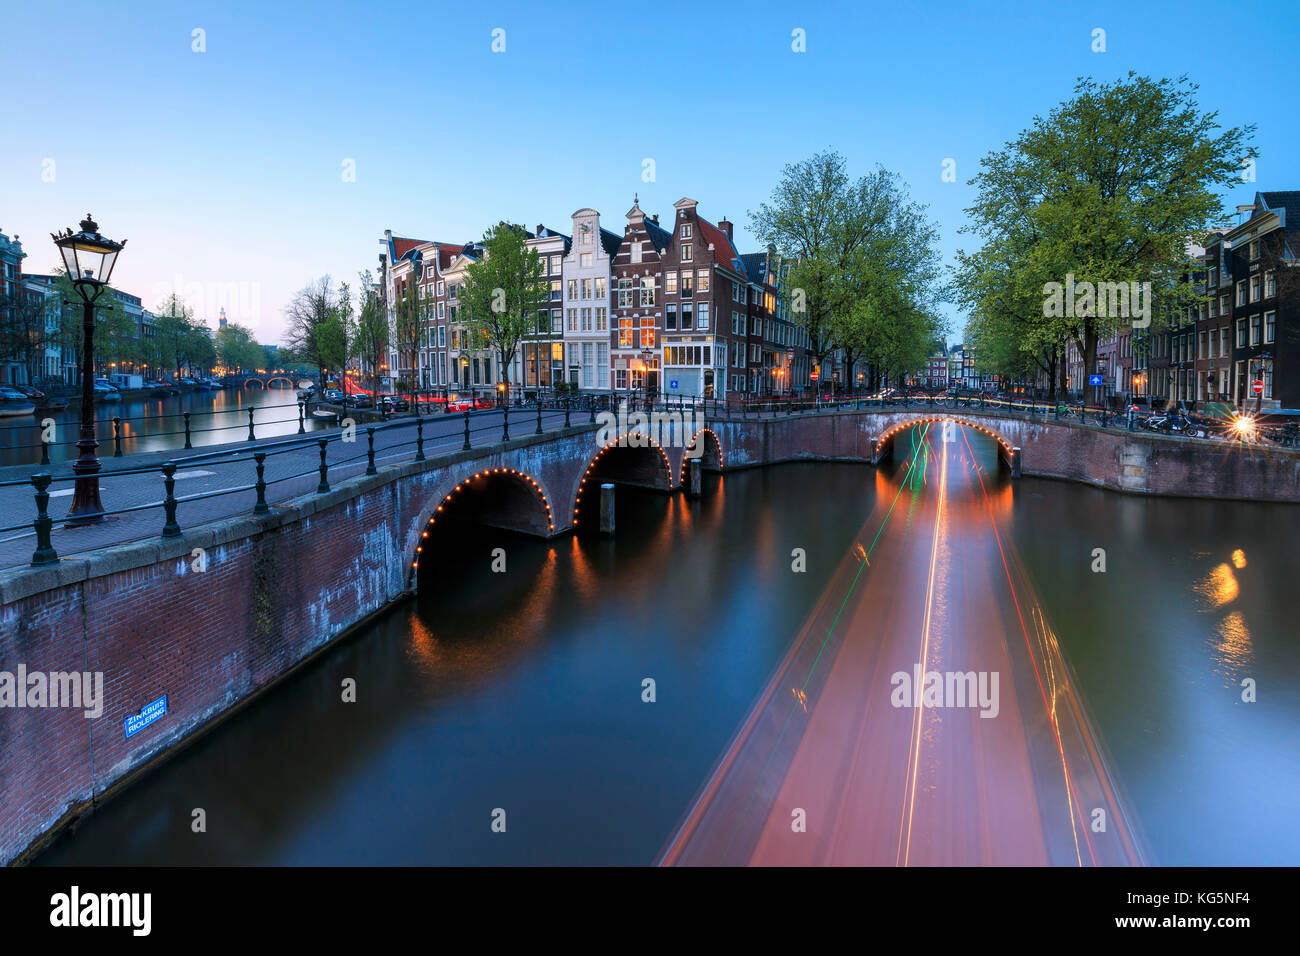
[349,393,373,409]
[321,388,344,402]
[11,385,45,400]
[93,380,121,402]
[377,395,408,413]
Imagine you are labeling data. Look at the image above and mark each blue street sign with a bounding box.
[125,694,168,739]
[670,380,679,389]
[1089,374,1103,386]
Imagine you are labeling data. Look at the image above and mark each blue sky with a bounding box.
[3,0,1297,344]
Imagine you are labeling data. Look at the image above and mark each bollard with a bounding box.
[590,396,596,424]
[298,401,306,434]
[41,433,51,466]
[502,403,510,442]
[316,438,330,493]
[416,418,426,461]
[161,462,181,537]
[183,412,193,449]
[1010,446,1022,479]
[685,457,703,498]
[599,482,615,536]
[247,408,256,441]
[536,400,543,435]
[463,410,471,451]
[564,397,571,428]
[30,473,58,566]
[113,416,124,456]
[366,427,378,475]
[253,452,269,514]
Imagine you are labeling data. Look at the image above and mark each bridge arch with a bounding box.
[265,376,294,389]
[243,378,265,389]
[572,436,675,525]
[678,428,724,483]
[874,416,1019,472]
[408,466,557,585]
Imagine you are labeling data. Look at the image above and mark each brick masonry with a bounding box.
[2,408,1296,863]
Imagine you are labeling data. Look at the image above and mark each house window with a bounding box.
[1236,280,1247,306]
[567,279,578,299]
[680,273,694,297]
[1264,311,1275,344]
[631,241,643,264]
[552,309,562,332]
[617,278,633,308]
[582,308,592,331]
[567,308,577,331]
[666,304,677,330]
[580,253,592,268]
[437,302,444,319]
[1208,267,1217,287]
[681,243,692,262]
[550,256,561,273]
[681,302,693,330]
[1219,327,1229,357]
[1249,239,1259,260]
[1219,294,1228,315]
[595,307,607,331]
[640,278,656,307]
[581,278,592,300]
[1250,275,1260,302]
[538,258,549,277]
[1236,317,1247,347]
[666,271,677,294]
[551,281,562,301]
[1265,271,1275,297]
[436,281,445,296]
[681,223,692,239]
[438,326,445,347]
[595,277,606,299]
[1250,314,1261,346]
[697,302,709,330]
[698,271,710,293]
[640,317,655,348]
[618,318,633,348]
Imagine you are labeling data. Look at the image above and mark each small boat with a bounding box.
[0,400,36,417]
[36,396,69,410]
[311,408,340,421]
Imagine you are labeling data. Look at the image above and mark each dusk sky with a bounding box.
[4,0,1297,345]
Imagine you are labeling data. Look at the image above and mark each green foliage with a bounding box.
[460,223,550,389]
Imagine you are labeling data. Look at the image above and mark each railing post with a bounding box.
[1081,403,1088,424]
[462,411,471,451]
[365,426,378,475]
[161,461,181,538]
[41,431,52,466]
[564,397,571,428]
[298,400,306,434]
[247,408,256,441]
[253,452,269,514]
[183,412,193,449]
[589,396,596,424]
[416,417,426,461]
[30,473,58,566]
[535,399,543,435]
[113,416,123,456]
[316,438,330,493]
[502,403,510,442]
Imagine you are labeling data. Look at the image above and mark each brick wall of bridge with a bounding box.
[2,408,1296,863]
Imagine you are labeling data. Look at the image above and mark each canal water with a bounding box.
[0,386,322,468]
[33,428,1300,865]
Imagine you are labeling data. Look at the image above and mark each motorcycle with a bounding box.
[1142,412,1200,436]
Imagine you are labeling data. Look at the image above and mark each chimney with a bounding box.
[536,224,544,235]
[651,214,659,223]
[718,218,733,240]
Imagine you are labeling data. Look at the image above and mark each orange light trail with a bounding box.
[958,425,1096,866]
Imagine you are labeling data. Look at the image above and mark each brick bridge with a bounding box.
[2,406,1297,863]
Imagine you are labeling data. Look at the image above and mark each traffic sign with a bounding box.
[810,372,819,381]
[1089,373,1103,386]
[1253,380,1264,394]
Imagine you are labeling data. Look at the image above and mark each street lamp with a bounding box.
[52,214,126,524]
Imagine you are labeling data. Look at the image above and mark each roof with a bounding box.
[643,217,671,253]
[696,216,747,277]
[1259,191,1300,240]
[389,236,429,261]
[740,252,769,286]
[600,228,623,257]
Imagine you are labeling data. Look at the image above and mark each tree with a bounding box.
[961,72,1256,406]
[392,273,422,407]
[460,223,550,401]
[49,271,131,383]
[215,322,264,372]
[353,271,389,397]
[283,276,336,391]
[750,150,946,393]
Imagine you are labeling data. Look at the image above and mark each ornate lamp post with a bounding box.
[52,214,126,524]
